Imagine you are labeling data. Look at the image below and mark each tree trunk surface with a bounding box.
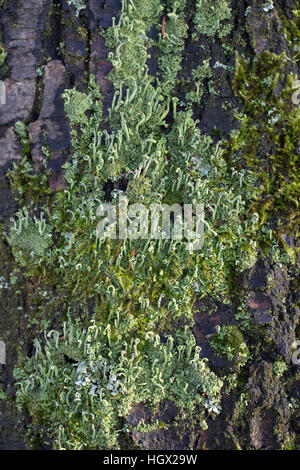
[0,0,299,450]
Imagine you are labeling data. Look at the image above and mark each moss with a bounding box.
[0,42,6,66]
[8,156,52,205]
[227,51,300,246]
[14,122,30,157]
[273,359,288,378]
[135,419,169,432]
[279,1,300,64]
[210,325,249,366]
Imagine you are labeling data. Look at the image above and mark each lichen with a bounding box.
[15,321,223,449]
[7,0,298,451]
[66,0,86,17]
[193,0,232,38]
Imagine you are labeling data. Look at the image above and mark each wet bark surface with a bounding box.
[0,0,299,450]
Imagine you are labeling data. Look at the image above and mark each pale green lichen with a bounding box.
[15,321,223,449]
[193,0,232,38]
[186,59,213,104]
[66,0,86,17]
[7,209,52,264]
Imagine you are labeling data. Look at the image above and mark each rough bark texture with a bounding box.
[0,0,299,450]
